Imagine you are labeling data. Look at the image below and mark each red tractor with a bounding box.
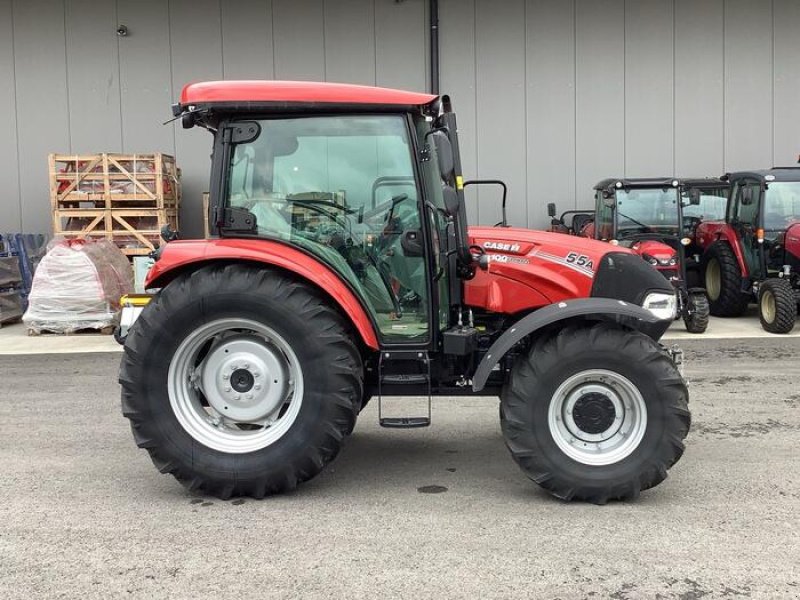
[120,81,689,503]
[696,168,800,333]
[549,178,729,333]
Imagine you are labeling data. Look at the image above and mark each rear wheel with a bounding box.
[500,323,690,503]
[758,278,796,334]
[120,264,362,499]
[702,242,749,317]
[683,291,710,334]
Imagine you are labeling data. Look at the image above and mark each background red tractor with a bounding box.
[120,81,689,504]
[695,168,800,333]
[549,178,729,333]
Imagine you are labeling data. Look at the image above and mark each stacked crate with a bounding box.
[0,235,24,326]
[49,153,181,257]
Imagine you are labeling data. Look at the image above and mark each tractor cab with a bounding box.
[695,167,800,332]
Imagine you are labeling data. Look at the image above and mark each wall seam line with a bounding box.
[771,0,775,167]
[523,0,528,227]
[167,0,177,158]
[672,0,676,176]
[219,0,225,79]
[10,0,22,230]
[115,0,124,152]
[721,0,725,171]
[573,0,577,209]
[270,0,276,77]
[63,0,72,153]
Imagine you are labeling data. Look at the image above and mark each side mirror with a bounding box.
[602,196,616,209]
[160,224,179,243]
[547,202,557,218]
[741,187,754,205]
[689,189,701,205]
[442,184,460,217]
[431,131,455,181]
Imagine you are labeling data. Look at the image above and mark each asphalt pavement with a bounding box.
[1,338,799,599]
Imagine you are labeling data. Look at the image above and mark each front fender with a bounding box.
[471,298,669,392]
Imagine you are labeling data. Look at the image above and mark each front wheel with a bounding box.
[500,323,690,503]
[683,291,710,334]
[758,278,796,334]
[120,264,363,499]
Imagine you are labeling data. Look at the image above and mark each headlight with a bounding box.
[642,291,677,320]
[643,254,659,266]
[668,256,677,266]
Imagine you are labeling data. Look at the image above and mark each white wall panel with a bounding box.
[624,0,673,177]
[575,0,625,202]
[773,0,800,168]
[13,0,70,234]
[0,0,21,231]
[526,0,576,216]
[221,0,274,79]
[724,0,773,171]
[674,0,724,177]
[475,0,526,227]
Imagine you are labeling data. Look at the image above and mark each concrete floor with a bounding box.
[1,339,798,599]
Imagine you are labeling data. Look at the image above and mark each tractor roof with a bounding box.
[594,177,728,192]
[725,168,800,183]
[177,80,438,114]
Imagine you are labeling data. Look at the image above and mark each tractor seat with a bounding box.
[571,213,593,234]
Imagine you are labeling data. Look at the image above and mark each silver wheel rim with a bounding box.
[761,289,776,323]
[706,258,721,300]
[548,369,647,466]
[168,318,304,454]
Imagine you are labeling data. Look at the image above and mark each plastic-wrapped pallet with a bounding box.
[22,238,134,334]
[0,234,24,325]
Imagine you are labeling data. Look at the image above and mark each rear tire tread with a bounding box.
[119,264,363,499]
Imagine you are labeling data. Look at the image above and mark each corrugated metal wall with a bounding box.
[1,0,798,236]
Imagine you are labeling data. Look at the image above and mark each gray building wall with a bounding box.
[1,0,799,237]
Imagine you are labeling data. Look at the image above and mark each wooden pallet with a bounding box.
[50,153,181,256]
[27,325,115,336]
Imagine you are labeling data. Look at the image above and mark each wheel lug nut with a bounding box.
[234,395,240,401]
[225,387,231,392]
[246,394,253,400]
[253,372,260,378]
[244,363,250,369]
[255,385,261,391]
[222,374,229,380]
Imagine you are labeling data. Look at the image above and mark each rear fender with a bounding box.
[697,223,749,277]
[471,298,668,392]
[145,238,380,350]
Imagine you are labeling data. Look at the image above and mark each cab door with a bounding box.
[729,178,763,277]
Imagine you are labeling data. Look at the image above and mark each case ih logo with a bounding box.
[483,241,521,253]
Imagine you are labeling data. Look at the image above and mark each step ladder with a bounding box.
[378,350,432,428]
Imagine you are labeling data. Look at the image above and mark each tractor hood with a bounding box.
[464,226,647,314]
[464,227,672,314]
[623,239,676,263]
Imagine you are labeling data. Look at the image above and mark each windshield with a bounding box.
[681,187,727,222]
[764,182,800,230]
[614,188,679,234]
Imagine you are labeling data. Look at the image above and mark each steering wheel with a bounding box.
[281,197,353,230]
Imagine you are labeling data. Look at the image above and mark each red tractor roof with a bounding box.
[179,80,438,109]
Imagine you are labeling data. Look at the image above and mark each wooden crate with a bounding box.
[50,153,180,209]
[50,153,181,256]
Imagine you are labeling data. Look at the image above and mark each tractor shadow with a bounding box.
[303,417,551,501]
